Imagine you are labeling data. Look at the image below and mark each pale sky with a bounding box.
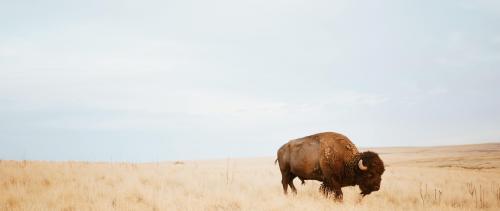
[1,0,500,161]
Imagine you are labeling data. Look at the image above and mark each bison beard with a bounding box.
[276,132,385,201]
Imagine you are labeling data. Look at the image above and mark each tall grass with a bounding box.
[1,144,500,210]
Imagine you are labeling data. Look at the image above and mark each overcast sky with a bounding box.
[1,0,499,161]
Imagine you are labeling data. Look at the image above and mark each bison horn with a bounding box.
[358,159,368,171]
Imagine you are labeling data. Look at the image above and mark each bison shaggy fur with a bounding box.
[276,132,385,200]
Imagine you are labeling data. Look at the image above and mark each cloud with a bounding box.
[1,0,500,161]
[328,91,389,107]
[427,87,448,96]
[459,0,500,14]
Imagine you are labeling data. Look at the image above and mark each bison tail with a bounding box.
[274,158,278,165]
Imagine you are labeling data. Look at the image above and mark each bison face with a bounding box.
[356,151,385,196]
[358,171,382,195]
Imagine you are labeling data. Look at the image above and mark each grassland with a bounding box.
[1,143,500,210]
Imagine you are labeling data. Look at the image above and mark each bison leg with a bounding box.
[320,179,343,201]
[281,173,298,195]
[288,174,297,194]
[281,175,289,195]
[299,177,305,185]
[278,158,290,195]
[333,188,343,201]
[320,183,333,197]
[327,180,343,201]
[319,156,344,201]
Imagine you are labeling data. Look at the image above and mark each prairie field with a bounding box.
[1,143,500,211]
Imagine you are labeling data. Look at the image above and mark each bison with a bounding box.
[275,132,385,200]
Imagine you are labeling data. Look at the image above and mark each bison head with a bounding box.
[356,151,385,196]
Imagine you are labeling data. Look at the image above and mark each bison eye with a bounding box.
[366,173,373,177]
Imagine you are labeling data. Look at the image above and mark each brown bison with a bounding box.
[276,132,385,200]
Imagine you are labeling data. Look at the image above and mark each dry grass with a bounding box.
[1,143,500,210]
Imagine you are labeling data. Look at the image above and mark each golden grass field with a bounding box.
[1,143,500,210]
